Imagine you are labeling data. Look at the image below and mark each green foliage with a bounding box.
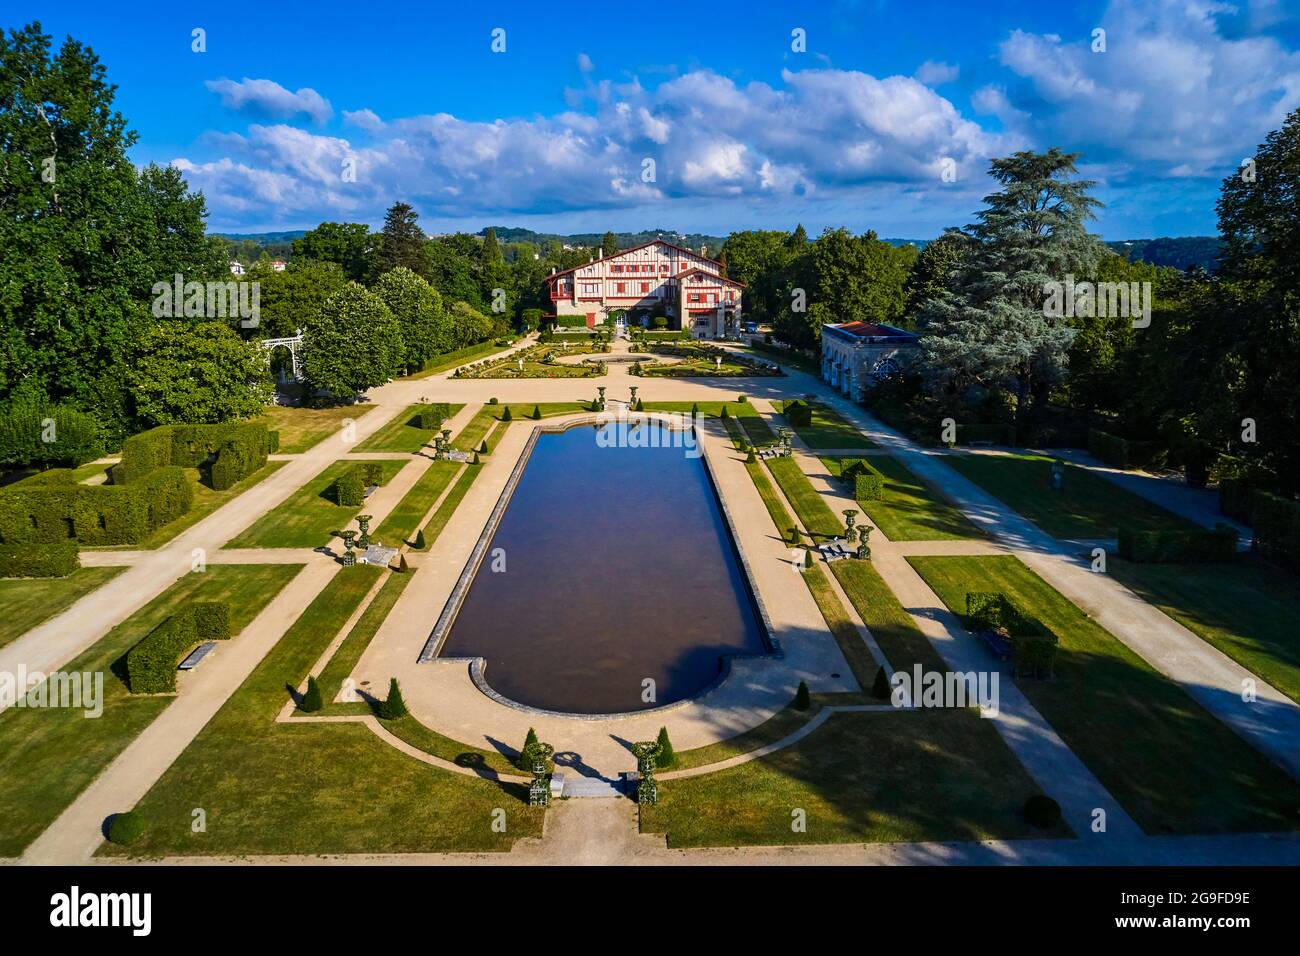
[501,406,512,422]
[1251,492,1300,573]
[782,400,812,427]
[517,727,539,770]
[107,811,145,846]
[378,677,407,719]
[0,542,80,578]
[0,396,105,468]
[113,422,272,490]
[0,465,192,546]
[413,528,426,549]
[374,203,430,278]
[303,282,404,397]
[1087,429,1165,469]
[126,601,231,693]
[1023,794,1062,829]
[372,267,451,373]
[330,462,382,506]
[965,592,1057,677]
[871,665,891,700]
[531,405,541,420]
[793,680,810,711]
[803,548,815,569]
[655,726,675,769]
[128,322,271,426]
[300,675,323,713]
[841,458,886,500]
[291,222,375,282]
[1118,525,1238,563]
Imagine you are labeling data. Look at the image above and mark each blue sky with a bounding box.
[16,0,1300,238]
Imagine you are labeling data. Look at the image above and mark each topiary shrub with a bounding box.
[501,406,513,422]
[737,395,748,403]
[414,528,426,549]
[720,405,729,419]
[125,601,233,694]
[532,405,541,420]
[803,548,815,569]
[479,439,488,453]
[745,448,756,463]
[107,810,146,845]
[793,680,810,711]
[300,675,323,712]
[517,727,539,770]
[1023,794,1062,829]
[489,397,499,405]
[332,468,365,506]
[378,677,408,720]
[782,400,812,428]
[191,602,231,640]
[398,554,409,573]
[871,665,891,700]
[655,726,675,769]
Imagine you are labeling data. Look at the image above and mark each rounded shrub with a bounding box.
[737,394,748,403]
[1023,794,1062,829]
[107,811,145,845]
[489,397,499,405]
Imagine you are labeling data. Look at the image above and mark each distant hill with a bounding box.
[478,226,727,253]
[1107,236,1221,271]
[212,230,307,244]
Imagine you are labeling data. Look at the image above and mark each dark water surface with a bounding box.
[439,421,768,714]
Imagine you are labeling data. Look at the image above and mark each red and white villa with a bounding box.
[545,239,745,338]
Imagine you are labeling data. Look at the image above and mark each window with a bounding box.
[616,283,625,293]
[641,282,650,293]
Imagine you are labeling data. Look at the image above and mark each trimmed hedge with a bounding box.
[126,601,232,694]
[1218,477,1259,525]
[781,400,813,428]
[0,400,105,469]
[842,458,885,500]
[958,423,1015,446]
[411,402,451,430]
[112,422,271,491]
[1118,525,1238,563]
[553,314,591,328]
[330,462,383,506]
[966,592,1057,677]
[1087,428,1165,469]
[0,465,192,546]
[1253,492,1300,573]
[0,542,80,578]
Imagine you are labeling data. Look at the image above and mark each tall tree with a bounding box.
[372,267,451,373]
[601,231,619,258]
[302,283,404,397]
[374,202,428,277]
[916,148,1105,422]
[0,22,222,439]
[291,222,374,281]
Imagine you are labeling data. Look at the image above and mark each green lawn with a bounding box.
[643,401,765,421]
[104,566,541,857]
[414,342,515,378]
[943,452,1196,539]
[0,567,124,650]
[774,399,876,449]
[316,571,413,709]
[909,554,1300,834]
[1109,555,1300,704]
[641,708,1065,848]
[0,564,301,856]
[353,403,465,453]
[225,459,406,549]
[415,463,482,550]
[735,411,778,445]
[830,558,949,673]
[823,455,979,541]
[764,456,844,540]
[668,701,819,771]
[452,402,590,451]
[373,461,462,546]
[256,404,375,454]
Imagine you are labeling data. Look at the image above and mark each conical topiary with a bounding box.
[501,406,513,421]
[794,680,810,711]
[378,677,407,720]
[691,402,699,418]
[720,404,729,419]
[655,726,675,769]
[803,548,815,569]
[301,675,323,713]
[532,405,542,420]
[634,398,644,411]
[872,665,891,700]
[472,451,480,464]
[746,448,757,463]
[479,439,488,453]
[414,528,426,549]
[518,727,539,770]
[398,554,409,573]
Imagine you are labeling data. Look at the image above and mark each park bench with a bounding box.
[177,642,217,671]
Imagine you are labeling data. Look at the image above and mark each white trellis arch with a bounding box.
[261,330,304,381]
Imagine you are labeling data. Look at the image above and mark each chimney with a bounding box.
[701,245,708,258]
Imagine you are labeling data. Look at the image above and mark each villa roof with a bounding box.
[676,266,746,288]
[545,239,729,281]
[823,321,918,344]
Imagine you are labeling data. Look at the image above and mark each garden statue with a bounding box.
[356,515,372,548]
[629,386,638,404]
[339,530,357,567]
[1050,458,1065,492]
[518,358,524,372]
[441,428,452,445]
[598,386,606,403]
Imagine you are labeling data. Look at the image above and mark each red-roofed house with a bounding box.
[545,239,744,338]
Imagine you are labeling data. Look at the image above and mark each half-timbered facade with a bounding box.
[546,240,744,338]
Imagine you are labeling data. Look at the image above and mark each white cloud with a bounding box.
[915,60,960,85]
[994,0,1300,176]
[342,108,384,132]
[577,52,595,73]
[205,77,333,125]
